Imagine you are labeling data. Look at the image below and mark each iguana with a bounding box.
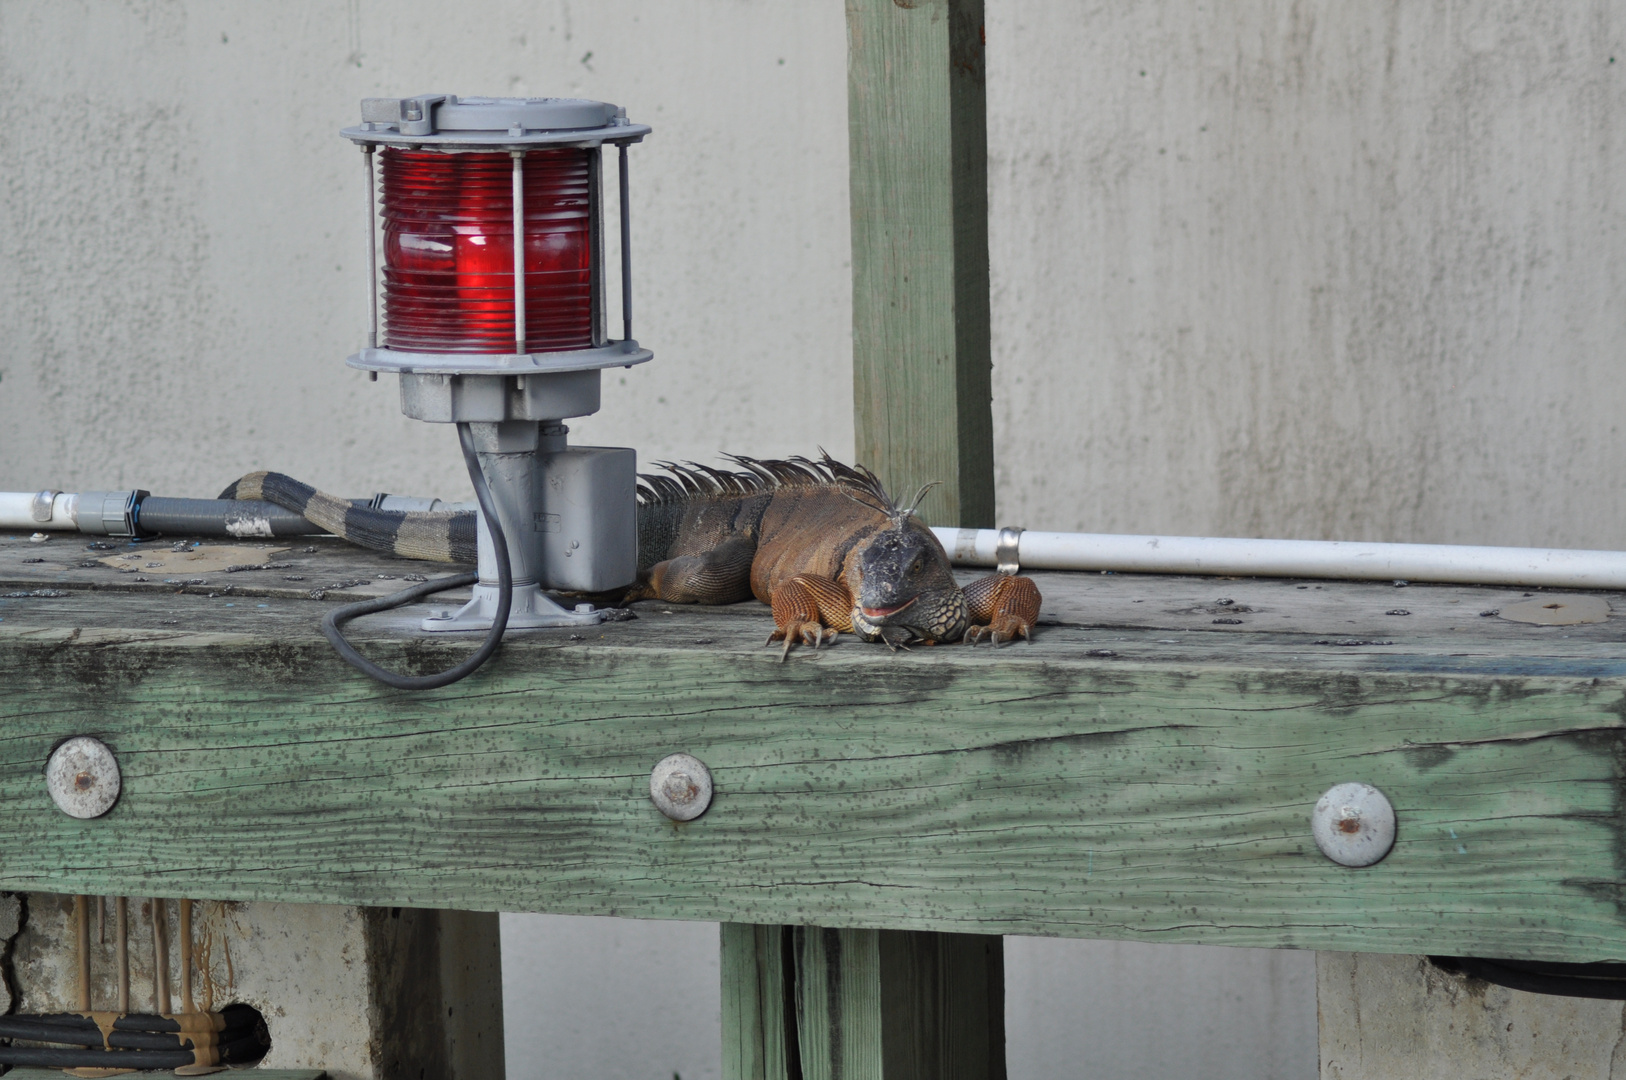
[221,454,1041,656]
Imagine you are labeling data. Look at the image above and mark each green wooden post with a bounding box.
[735,3,1003,1070]
[723,926,1004,1080]
[847,0,994,528]
[721,924,797,1080]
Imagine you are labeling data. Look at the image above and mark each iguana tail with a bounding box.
[219,471,477,564]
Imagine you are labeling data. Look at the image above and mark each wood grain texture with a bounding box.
[4,534,1626,960]
[877,931,1004,1080]
[797,927,883,1080]
[847,0,994,528]
[722,923,796,1080]
[726,925,1003,1080]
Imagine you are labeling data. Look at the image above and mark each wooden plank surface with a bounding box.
[847,0,994,527]
[2,532,1626,960]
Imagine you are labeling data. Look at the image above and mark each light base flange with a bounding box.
[420,582,603,633]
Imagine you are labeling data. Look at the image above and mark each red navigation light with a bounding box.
[380,148,593,353]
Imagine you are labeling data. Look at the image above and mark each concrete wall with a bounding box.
[1317,952,1626,1079]
[5,2,1621,1078]
[0,0,852,500]
[987,1,1626,546]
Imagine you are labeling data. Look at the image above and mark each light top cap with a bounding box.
[347,94,647,147]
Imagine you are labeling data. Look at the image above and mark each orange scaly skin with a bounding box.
[626,455,1041,658]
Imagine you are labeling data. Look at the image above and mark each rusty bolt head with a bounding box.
[649,753,712,822]
[1311,782,1395,867]
[46,737,121,819]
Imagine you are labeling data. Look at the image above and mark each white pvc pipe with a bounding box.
[8,487,1625,589]
[933,527,1626,590]
[0,491,78,531]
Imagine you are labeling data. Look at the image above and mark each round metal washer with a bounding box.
[46,736,121,819]
[1311,782,1395,867]
[649,753,713,822]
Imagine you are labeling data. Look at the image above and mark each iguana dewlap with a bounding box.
[220,454,1041,657]
[631,455,1040,656]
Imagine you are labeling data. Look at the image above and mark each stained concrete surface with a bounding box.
[1317,952,1626,1080]
[10,895,379,1078]
[7,894,502,1080]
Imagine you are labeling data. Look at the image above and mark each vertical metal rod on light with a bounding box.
[75,895,91,1011]
[116,896,130,1014]
[618,144,632,342]
[151,897,171,1015]
[512,150,527,354]
[363,146,379,349]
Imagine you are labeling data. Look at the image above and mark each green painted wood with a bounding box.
[797,927,884,1080]
[877,932,1004,1080]
[731,928,1005,1080]
[847,0,994,528]
[721,923,795,1080]
[2,604,1624,962]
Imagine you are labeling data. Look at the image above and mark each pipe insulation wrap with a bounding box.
[136,497,326,538]
[932,528,1626,590]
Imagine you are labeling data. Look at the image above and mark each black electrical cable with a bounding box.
[0,1010,260,1047]
[33,1004,261,1033]
[0,1018,222,1050]
[1429,956,1626,1000]
[0,1029,269,1069]
[320,422,512,689]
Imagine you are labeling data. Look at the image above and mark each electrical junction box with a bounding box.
[536,446,636,593]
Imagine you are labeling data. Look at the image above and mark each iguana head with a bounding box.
[838,474,969,645]
[850,524,969,645]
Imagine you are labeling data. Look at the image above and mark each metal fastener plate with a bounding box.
[995,526,1025,576]
[1311,782,1395,867]
[46,737,121,819]
[649,753,712,822]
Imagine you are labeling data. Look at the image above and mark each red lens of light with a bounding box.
[380,148,593,353]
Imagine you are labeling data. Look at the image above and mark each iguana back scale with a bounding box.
[630,455,1039,654]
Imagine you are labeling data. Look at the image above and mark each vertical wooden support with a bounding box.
[721,923,798,1080]
[795,928,885,1080]
[722,925,1004,1080]
[847,0,994,528]
[876,930,1005,1080]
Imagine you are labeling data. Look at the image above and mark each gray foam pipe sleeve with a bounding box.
[135,497,326,538]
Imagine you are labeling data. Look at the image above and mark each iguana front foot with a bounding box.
[962,574,1042,645]
[768,575,854,661]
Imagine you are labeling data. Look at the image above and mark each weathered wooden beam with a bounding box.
[847,0,994,527]
[3,603,1625,962]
